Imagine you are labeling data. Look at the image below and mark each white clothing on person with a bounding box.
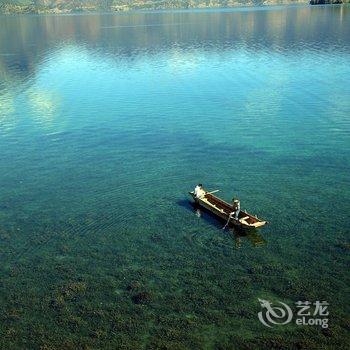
[194,185,205,199]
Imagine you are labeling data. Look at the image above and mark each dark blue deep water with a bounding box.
[0,5,349,349]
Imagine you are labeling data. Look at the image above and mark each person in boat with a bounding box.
[222,198,240,229]
[232,198,241,220]
[194,184,205,199]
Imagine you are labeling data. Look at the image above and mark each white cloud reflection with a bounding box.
[27,88,61,127]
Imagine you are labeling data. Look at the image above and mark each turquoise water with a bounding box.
[0,5,349,349]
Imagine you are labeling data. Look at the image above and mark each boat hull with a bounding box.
[189,190,267,229]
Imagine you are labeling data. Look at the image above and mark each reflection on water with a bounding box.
[191,205,267,248]
[27,87,61,124]
[231,228,266,248]
[0,6,349,84]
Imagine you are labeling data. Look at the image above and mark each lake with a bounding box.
[0,5,349,349]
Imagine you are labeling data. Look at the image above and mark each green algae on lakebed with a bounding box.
[0,5,350,349]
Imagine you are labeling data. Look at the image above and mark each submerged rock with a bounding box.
[310,0,342,4]
[49,296,65,311]
[126,281,141,292]
[336,241,350,251]
[131,291,152,305]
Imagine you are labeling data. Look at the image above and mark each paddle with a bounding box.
[206,190,219,195]
[222,212,235,230]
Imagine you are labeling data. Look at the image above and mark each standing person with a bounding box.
[232,198,241,220]
[223,198,241,230]
[194,184,205,199]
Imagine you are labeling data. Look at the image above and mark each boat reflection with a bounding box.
[193,204,266,248]
[230,225,266,249]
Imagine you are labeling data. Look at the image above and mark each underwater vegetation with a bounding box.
[0,207,349,349]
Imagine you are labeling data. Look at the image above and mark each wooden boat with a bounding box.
[189,188,267,229]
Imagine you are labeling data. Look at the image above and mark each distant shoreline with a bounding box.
[1,0,348,15]
[1,1,345,15]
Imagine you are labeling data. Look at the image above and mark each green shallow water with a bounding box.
[0,5,349,349]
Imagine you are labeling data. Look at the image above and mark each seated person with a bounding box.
[194,184,205,199]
